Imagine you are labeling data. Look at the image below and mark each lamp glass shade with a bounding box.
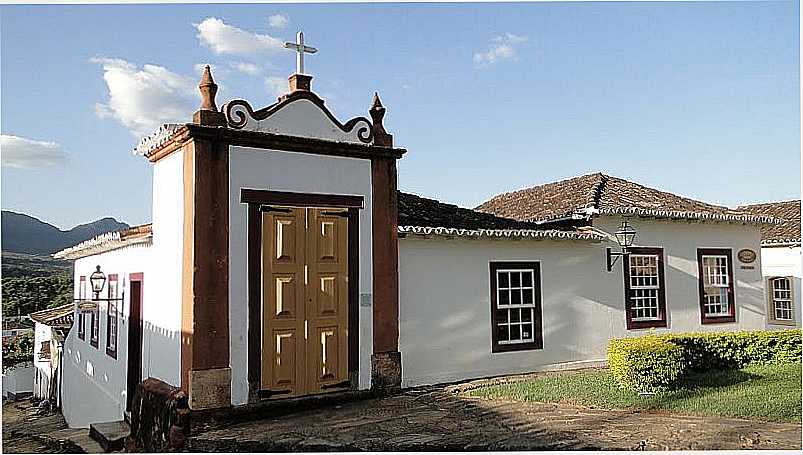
[615,221,637,248]
[89,265,106,295]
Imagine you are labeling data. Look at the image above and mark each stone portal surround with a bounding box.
[145,68,407,410]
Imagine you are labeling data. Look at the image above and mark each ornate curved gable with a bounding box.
[223,90,373,144]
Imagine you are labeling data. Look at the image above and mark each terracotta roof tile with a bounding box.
[738,200,801,246]
[398,191,543,231]
[477,172,780,225]
[29,303,74,328]
[397,191,602,241]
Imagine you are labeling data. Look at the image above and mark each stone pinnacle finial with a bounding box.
[371,92,384,110]
[198,65,218,111]
[369,92,392,147]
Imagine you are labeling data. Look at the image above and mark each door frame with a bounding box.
[242,189,362,401]
[127,272,144,411]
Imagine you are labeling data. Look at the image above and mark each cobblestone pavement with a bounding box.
[189,385,803,452]
[2,400,102,453]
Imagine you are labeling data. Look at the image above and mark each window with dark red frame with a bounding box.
[106,274,119,359]
[623,247,668,329]
[697,248,736,324]
[490,261,543,352]
[77,276,86,341]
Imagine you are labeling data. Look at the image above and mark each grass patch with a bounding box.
[466,362,802,423]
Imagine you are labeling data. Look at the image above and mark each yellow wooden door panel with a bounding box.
[261,208,306,396]
[270,328,299,392]
[261,206,350,398]
[305,208,349,393]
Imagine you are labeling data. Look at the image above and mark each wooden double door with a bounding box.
[261,206,350,398]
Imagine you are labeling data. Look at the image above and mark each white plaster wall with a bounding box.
[61,245,151,428]
[146,151,184,385]
[228,98,371,144]
[761,245,802,327]
[33,322,52,399]
[399,217,769,388]
[229,146,373,406]
[595,216,768,331]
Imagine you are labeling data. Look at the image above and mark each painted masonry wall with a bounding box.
[229,145,374,406]
[761,245,802,327]
[33,322,53,399]
[147,150,184,385]
[595,216,768,330]
[62,245,151,428]
[399,216,768,388]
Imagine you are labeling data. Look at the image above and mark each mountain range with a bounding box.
[1,210,129,255]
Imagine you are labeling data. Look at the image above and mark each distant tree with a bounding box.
[1,275,73,317]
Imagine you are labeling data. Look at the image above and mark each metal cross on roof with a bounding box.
[284,31,317,75]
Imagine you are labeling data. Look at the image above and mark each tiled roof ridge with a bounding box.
[587,172,607,210]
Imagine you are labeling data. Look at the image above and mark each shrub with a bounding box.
[659,329,801,371]
[607,336,685,392]
[607,329,802,392]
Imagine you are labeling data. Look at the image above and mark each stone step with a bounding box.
[89,420,130,452]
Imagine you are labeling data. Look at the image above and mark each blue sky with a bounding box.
[1,1,799,229]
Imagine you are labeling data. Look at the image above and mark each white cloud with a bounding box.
[473,33,528,67]
[195,17,283,56]
[265,76,287,99]
[92,57,197,137]
[268,14,289,29]
[232,61,260,75]
[1,134,67,169]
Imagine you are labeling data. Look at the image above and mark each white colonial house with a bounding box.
[29,303,74,408]
[52,56,787,428]
[739,200,801,327]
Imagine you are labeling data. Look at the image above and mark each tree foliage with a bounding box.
[1,275,73,317]
[2,331,34,370]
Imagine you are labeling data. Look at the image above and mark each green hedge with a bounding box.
[607,329,801,391]
[660,329,801,371]
[607,336,685,392]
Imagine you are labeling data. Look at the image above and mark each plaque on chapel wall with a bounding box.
[737,248,757,264]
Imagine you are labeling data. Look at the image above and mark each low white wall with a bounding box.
[62,244,151,428]
[761,245,802,327]
[228,146,374,405]
[3,364,34,399]
[399,218,769,388]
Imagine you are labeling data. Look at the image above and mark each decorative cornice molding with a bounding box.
[596,207,783,225]
[397,225,605,241]
[223,90,373,144]
[132,123,183,157]
[53,224,153,260]
[761,238,801,247]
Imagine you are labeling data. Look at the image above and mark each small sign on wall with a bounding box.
[737,248,757,264]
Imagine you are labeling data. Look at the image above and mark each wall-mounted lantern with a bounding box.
[89,265,106,300]
[606,220,638,272]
